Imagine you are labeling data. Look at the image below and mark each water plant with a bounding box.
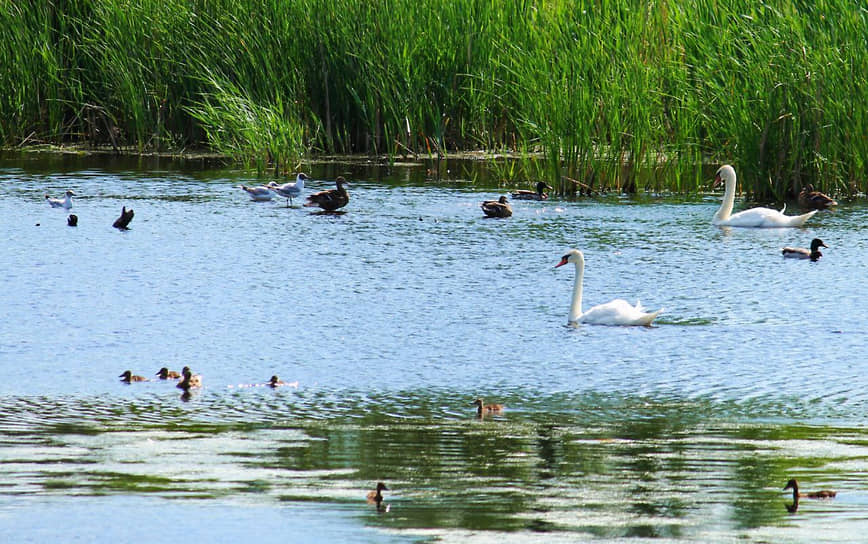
[0,0,865,196]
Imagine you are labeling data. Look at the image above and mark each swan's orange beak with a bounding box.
[713,174,722,188]
[555,257,569,268]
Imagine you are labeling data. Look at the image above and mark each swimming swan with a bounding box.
[555,249,662,326]
[712,165,816,227]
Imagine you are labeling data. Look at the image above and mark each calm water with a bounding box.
[1,153,867,543]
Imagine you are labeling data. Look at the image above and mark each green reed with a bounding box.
[1,0,866,195]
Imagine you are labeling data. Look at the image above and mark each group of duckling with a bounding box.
[43,189,135,230]
[240,173,350,212]
[119,367,202,391]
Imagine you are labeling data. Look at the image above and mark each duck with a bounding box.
[46,190,75,209]
[480,195,512,218]
[555,249,662,326]
[784,478,836,499]
[471,398,504,416]
[119,370,148,383]
[270,173,310,206]
[712,165,816,227]
[155,367,181,380]
[67,214,78,227]
[798,184,837,209]
[366,482,389,510]
[511,181,552,200]
[782,238,827,261]
[177,366,202,391]
[267,375,298,388]
[112,206,134,230]
[239,184,276,202]
[304,176,349,211]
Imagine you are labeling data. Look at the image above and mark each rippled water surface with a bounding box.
[1,153,867,543]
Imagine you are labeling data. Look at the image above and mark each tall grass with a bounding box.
[1,0,866,195]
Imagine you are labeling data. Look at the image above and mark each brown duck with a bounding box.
[798,184,837,209]
[177,366,202,391]
[304,176,349,211]
[366,482,389,510]
[511,181,552,201]
[471,398,504,416]
[119,370,148,383]
[784,478,836,500]
[481,195,512,218]
[155,367,181,380]
[112,206,135,230]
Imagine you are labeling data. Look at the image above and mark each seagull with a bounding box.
[46,190,75,209]
[239,184,276,202]
[270,173,310,206]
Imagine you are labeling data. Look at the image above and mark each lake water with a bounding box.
[1,152,867,543]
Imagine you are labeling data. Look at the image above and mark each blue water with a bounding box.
[1,153,867,542]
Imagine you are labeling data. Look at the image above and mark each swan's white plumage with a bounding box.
[712,165,816,227]
[556,249,662,327]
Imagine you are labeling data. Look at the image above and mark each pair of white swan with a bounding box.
[712,165,816,227]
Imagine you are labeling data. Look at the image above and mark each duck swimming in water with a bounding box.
[511,181,552,200]
[471,398,504,417]
[480,195,512,218]
[119,370,148,383]
[156,367,181,380]
[798,184,837,209]
[177,366,202,391]
[366,482,389,510]
[782,238,827,261]
[267,375,299,388]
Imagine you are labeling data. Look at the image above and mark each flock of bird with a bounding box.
[118,367,300,391]
[43,188,135,230]
[239,173,350,211]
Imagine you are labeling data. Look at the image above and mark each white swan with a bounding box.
[45,190,75,209]
[712,165,816,227]
[270,173,309,206]
[555,249,662,326]
[239,184,275,201]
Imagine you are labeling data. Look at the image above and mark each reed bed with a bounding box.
[1,0,866,196]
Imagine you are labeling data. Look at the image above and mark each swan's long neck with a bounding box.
[713,172,736,224]
[569,257,585,324]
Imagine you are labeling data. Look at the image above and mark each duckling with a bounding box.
[267,375,299,388]
[784,478,836,499]
[782,238,827,261]
[480,195,512,218]
[155,367,181,380]
[798,184,837,209]
[511,181,552,200]
[67,214,78,227]
[119,370,148,383]
[366,482,389,510]
[471,398,504,416]
[176,366,202,391]
[46,190,75,209]
[112,206,134,230]
[304,176,349,211]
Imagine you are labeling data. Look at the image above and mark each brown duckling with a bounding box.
[784,478,836,499]
[304,176,349,211]
[119,370,148,383]
[798,184,837,209]
[156,367,181,380]
[511,181,552,201]
[782,238,827,261]
[176,366,202,391]
[480,195,512,218]
[366,482,389,509]
[471,398,504,416]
